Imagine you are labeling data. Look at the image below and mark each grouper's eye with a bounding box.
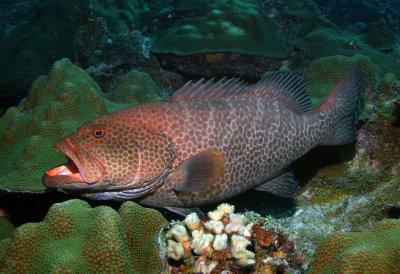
[92,127,106,138]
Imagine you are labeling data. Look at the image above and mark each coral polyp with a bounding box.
[164,204,304,273]
[184,212,200,231]
[207,209,225,221]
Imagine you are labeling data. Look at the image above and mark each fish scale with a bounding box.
[136,97,317,207]
[43,70,364,215]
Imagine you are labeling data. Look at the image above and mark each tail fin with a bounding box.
[317,69,365,145]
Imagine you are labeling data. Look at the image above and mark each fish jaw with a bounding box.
[43,137,105,191]
[43,159,85,189]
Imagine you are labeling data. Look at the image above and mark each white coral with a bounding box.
[231,235,251,250]
[201,261,218,273]
[170,223,189,243]
[207,209,224,221]
[217,203,235,214]
[192,229,204,239]
[185,212,200,231]
[231,248,255,267]
[225,222,243,234]
[229,213,246,225]
[205,220,224,234]
[191,233,214,254]
[238,225,252,237]
[213,233,228,251]
[167,240,184,260]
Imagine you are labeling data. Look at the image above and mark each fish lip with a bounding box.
[43,138,102,189]
[61,138,89,181]
[43,156,85,189]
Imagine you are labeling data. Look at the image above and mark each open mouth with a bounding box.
[43,137,105,190]
[45,157,84,182]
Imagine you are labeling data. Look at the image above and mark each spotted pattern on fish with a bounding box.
[43,70,364,211]
[134,98,318,207]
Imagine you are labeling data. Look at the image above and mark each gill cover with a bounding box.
[130,129,177,187]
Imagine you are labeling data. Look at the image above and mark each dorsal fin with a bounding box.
[170,71,313,115]
[249,71,313,114]
[170,78,250,101]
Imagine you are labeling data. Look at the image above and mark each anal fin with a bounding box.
[255,170,300,197]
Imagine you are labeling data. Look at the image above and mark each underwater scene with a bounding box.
[0,0,400,273]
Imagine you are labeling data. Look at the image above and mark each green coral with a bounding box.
[307,168,387,205]
[309,218,400,273]
[306,54,375,109]
[0,218,15,242]
[380,72,397,86]
[0,199,168,273]
[387,190,400,208]
[105,70,162,112]
[0,218,15,263]
[89,0,150,33]
[369,72,399,121]
[147,0,287,58]
[0,58,106,192]
[285,0,400,78]
[119,201,168,273]
[356,20,397,51]
[0,59,163,193]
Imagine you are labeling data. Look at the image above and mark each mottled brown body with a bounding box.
[134,97,319,207]
[43,70,364,212]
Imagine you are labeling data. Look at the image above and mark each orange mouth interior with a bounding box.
[46,159,84,182]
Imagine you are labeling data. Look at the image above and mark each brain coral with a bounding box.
[308,218,400,273]
[0,199,168,273]
[306,54,375,109]
[0,58,106,193]
[147,0,287,58]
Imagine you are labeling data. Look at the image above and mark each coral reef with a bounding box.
[0,2,400,271]
[306,54,375,109]
[88,0,150,33]
[314,0,400,37]
[107,70,162,106]
[147,0,287,58]
[0,0,150,83]
[0,199,168,273]
[356,20,397,52]
[286,0,400,78]
[0,58,106,193]
[355,70,400,174]
[308,218,400,273]
[0,0,82,85]
[164,204,304,273]
[0,0,154,112]
[145,0,288,81]
[387,190,400,209]
[0,218,14,241]
[0,59,163,193]
[0,217,15,262]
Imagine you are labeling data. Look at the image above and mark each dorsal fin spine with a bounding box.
[170,71,313,115]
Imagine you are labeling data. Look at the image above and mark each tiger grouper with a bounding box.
[43,69,364,215]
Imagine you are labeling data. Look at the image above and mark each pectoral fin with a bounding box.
[255,170,299,197]
[172,148,225,194]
